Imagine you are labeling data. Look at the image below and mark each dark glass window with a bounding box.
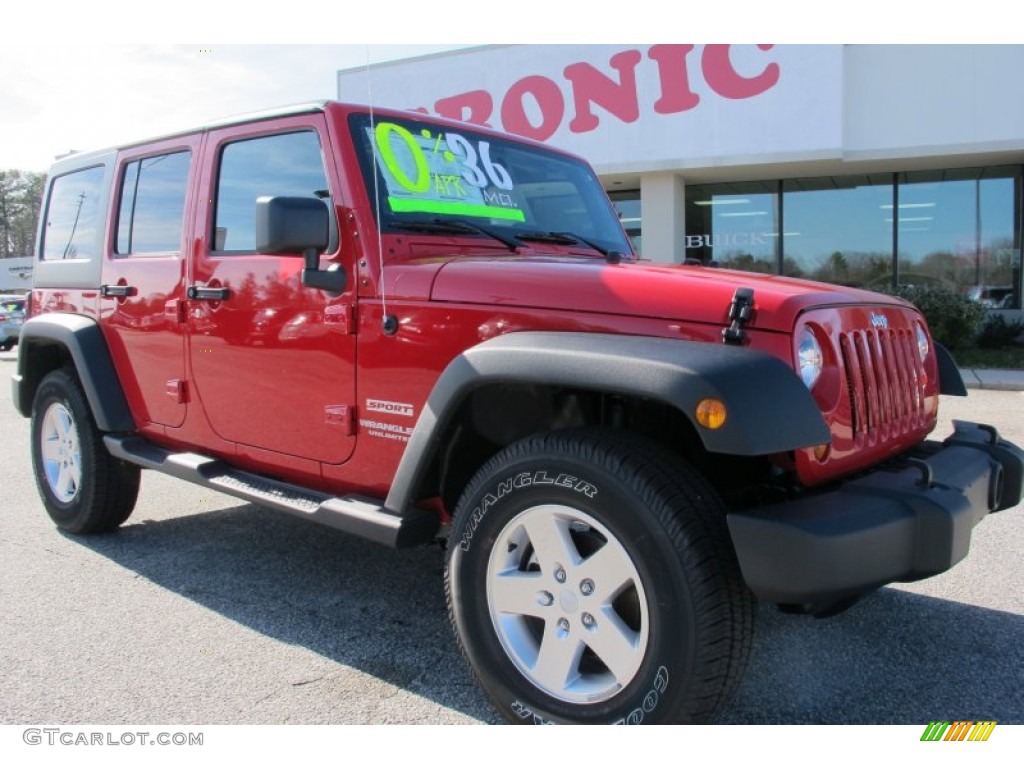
[214,132,330,252]
[685,181,777,273]
[609,190,642,255]
[897,166,1020,308]
[116,151,191,255]
[41,166,105,261]
[782,174,894,288]
[683,167,1021,306]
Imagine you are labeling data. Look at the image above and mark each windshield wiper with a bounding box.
[515,230,624,263]
[391,219,519,252]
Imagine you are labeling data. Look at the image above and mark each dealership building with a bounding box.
[0,257,32,293]
[339,45,1024,311]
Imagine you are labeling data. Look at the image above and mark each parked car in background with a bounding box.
[965,285,1015,309]
[0,295,26,351]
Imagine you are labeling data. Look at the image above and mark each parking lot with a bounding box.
[1,347,1021,725]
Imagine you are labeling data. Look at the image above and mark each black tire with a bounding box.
[30,368,140,534]
[445,429,756,724]
[0,340,13,352]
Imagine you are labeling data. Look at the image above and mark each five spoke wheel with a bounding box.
[487,504,648,703]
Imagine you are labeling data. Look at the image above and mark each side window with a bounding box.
[116,151,191,255]
[41,166,105,261]
[214,131,330,252]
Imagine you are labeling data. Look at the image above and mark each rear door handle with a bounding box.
[187,285,231,301]
[100,284,136,298]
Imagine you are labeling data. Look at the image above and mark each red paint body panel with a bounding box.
[431,256,914,333]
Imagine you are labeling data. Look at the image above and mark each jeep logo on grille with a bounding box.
[870,313,889,329]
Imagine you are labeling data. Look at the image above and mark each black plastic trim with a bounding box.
[944,419,1024,512]
[727,421,1024,604]
[935,342,968,396]
[12,314,134,432]
[385,331,830,513]
[104,435,438,548]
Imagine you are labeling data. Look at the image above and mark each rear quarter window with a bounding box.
[41,165,106,261]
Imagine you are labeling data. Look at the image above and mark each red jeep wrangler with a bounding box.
[12,101,1023,725]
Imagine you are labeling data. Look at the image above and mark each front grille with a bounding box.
[839,327,925,442]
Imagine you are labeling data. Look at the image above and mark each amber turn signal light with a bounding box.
[695,398,727,430]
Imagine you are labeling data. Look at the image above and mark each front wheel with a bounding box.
[445,430,755,724]
[30,369,140,534]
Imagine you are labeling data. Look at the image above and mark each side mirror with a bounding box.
[255,196,346,295]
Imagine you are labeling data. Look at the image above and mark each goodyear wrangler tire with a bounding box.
[30,369,140,534]
[445,429,755,724]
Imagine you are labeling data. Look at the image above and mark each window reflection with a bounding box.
[117,151,191,255]
[684,167,1021,309]
[609,190,642,255]
[685,182,777,273]
[42,166,105,261]
[898,167,1020,308]
[215,132,329,253]
[782,175,893,289]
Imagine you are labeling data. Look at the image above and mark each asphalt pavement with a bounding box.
[0,348,1021,724]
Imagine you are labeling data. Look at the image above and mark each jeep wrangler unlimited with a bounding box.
[12,101,1023,725]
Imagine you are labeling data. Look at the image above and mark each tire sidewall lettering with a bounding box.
[458,470,599,553]
[508,665,670,725]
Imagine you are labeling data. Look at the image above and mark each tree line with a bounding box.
[1,170,45,258]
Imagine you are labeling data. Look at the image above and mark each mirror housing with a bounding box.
[256,196,329,254]
[255,196,345,295]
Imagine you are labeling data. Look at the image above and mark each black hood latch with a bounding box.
[722,287,755,345]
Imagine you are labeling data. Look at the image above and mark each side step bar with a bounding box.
[104,435,438,548]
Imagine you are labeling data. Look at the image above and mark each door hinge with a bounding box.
[324,304,357,335]
[164,299,186,324]
[325,405,355,436]
[166,379,188,404]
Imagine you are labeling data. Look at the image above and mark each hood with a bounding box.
[429,256,912,332]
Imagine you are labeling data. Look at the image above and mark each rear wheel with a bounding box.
[445,429,755,724]
[31,369,140,534]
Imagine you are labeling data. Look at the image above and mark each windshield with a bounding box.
[349,113,632,256]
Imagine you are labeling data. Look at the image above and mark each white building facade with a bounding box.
[0,257,33,293]
[340,45,1024,310]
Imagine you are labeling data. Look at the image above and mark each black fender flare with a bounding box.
[934,342,968,396]
[385,332,829,513]
[11,314,135,432]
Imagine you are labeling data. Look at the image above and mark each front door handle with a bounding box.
[187,285,231,301]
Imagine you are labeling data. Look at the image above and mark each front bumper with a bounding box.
[727,421,1024,605]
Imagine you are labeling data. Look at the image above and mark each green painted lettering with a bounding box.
[375,122,430,193]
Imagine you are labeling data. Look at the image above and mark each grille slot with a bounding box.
[841,327,925,441]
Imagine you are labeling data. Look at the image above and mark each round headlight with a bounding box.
[798,329,823,389]
[916,324,930,361]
